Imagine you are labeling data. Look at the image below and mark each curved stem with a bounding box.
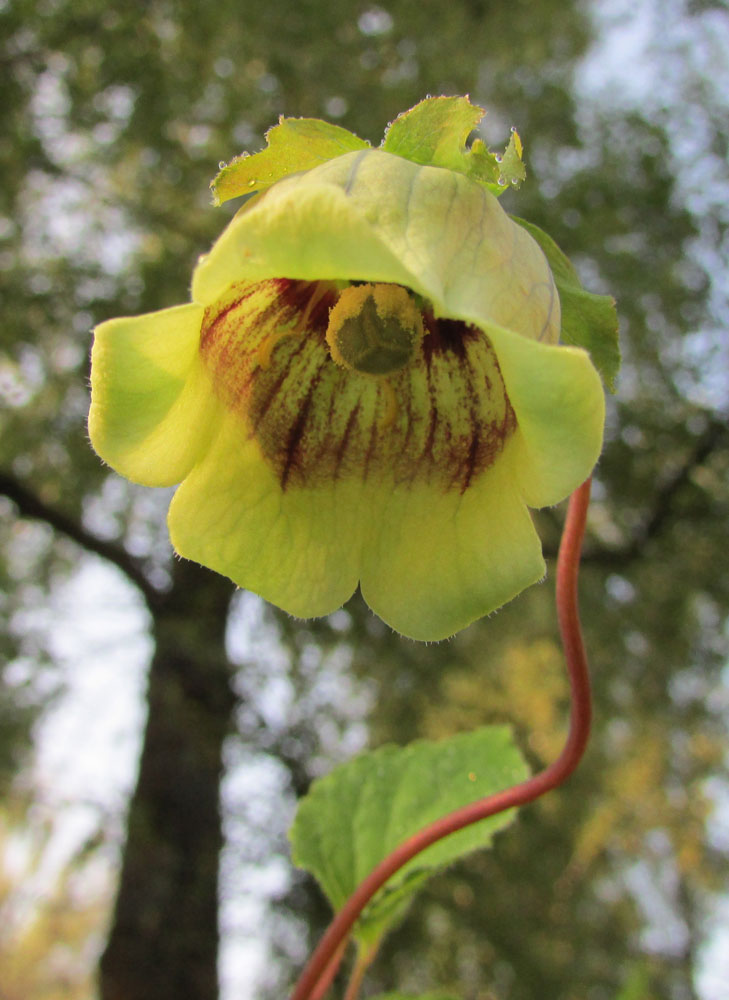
[290,478,593,1000]
[308,941,348,1000]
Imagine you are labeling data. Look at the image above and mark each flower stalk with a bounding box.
[289,476,593,1000]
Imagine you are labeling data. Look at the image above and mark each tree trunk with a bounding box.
[99,561,235,1000]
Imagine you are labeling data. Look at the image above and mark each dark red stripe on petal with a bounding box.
[423,363,438,464]
[251,335,312,430]
[280,376,318,489]
[200,280,518,494]
[333,402,361,481]
[422,313,480,363]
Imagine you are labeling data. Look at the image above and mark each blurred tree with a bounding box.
[0,794,109,1000]
[1,0,727,999]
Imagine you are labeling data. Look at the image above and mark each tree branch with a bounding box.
[0,470,161,607]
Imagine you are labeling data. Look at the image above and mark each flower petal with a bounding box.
[200,279,518,495]
[89,303,218,487]
[360,443,545,640]
[192,163,416,304]
[167,410,366,617]
[193,150,560,346]
[168,409,543,641]
[484,323,605,507]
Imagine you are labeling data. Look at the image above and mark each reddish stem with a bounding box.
[290,478,593,1000]
[308,941,347,1000]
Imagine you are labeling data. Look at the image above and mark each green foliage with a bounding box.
[290,727,527,948]
[612,965,653,1000]
[513,217,621,389]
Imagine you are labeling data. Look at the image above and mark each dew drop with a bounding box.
[218,160,227,169]
[248,179,257,187]
[497,176,507,186]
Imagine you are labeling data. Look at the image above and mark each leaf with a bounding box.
[210,117,369,204]
[289,726,528,948]
[513,217,621,391]
[381,95,525,196]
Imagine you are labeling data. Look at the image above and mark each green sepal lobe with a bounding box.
[211,116,369,204]
[513,217,621,390]
[381,95,525,195]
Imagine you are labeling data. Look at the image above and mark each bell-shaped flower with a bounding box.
[89,99,616,640]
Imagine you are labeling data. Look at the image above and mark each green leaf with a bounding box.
[289,726,528,948]
[210,117,369,204]
[513,217,621,391]
[381,95,525,195]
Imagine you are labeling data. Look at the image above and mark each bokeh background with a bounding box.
[1,0,728,998]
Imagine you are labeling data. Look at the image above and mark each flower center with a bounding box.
[325,284,424,376]
[200,278,517,493]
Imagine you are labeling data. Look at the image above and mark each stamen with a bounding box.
[294,282,331,335]
[257,329,295,369]
[256,282,333,370]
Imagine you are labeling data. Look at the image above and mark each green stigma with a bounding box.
[326,283,425,376]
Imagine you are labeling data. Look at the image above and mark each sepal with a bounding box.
[211,116,369,204]
[382,95,525,194]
